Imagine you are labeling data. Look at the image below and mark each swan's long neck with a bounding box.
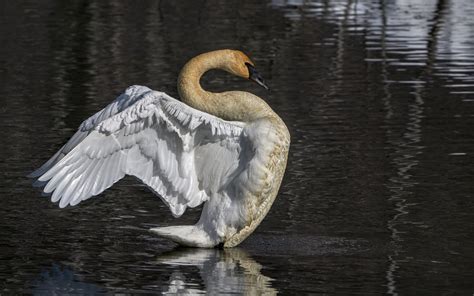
[177,51,275,122]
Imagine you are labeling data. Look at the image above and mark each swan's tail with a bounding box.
[150,225,218,248]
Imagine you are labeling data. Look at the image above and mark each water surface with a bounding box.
[1,0,474,294]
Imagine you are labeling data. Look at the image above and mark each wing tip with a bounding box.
[32,178,48,188]
[28,166,49,179]
[28,170,40,179]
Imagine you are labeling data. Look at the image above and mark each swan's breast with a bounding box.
[224,117,290,247]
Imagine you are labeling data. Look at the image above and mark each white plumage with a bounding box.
[31,50,290,248]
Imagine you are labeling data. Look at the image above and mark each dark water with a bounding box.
[1,0,474,294]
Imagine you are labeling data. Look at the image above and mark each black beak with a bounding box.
[246,63,269,90]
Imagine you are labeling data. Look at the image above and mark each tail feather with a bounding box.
[150,225,217,248]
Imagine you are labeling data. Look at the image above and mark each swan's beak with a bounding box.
[246,63,269,90]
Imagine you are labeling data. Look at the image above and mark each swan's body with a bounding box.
[31,50,290,248]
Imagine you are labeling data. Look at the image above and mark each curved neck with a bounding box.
[177,51,274,122]
[178,51,219,107]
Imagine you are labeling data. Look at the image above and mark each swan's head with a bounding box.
[226,50,269,90]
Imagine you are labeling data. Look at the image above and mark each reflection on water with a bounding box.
[1,0,474,294]
[159,248,276,295]
[272,0,474,92]
[383,1,447,295]
[32,249,275,295]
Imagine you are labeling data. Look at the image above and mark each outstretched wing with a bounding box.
[31,85,249,217]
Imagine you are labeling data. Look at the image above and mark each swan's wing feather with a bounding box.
[32,86,248,217]
[29,85,152,178]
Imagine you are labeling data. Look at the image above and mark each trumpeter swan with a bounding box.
[30,49,290,248]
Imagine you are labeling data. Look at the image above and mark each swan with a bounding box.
[30,49,290,248]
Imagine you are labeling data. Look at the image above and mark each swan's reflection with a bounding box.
[158,248,277,295]
[32,249,276,294]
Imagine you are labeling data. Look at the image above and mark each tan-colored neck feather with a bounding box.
[177,50,274,122]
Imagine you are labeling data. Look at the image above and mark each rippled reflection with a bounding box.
[271,0,474,92]
[158,248,277,295]
[32,249,275,295]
